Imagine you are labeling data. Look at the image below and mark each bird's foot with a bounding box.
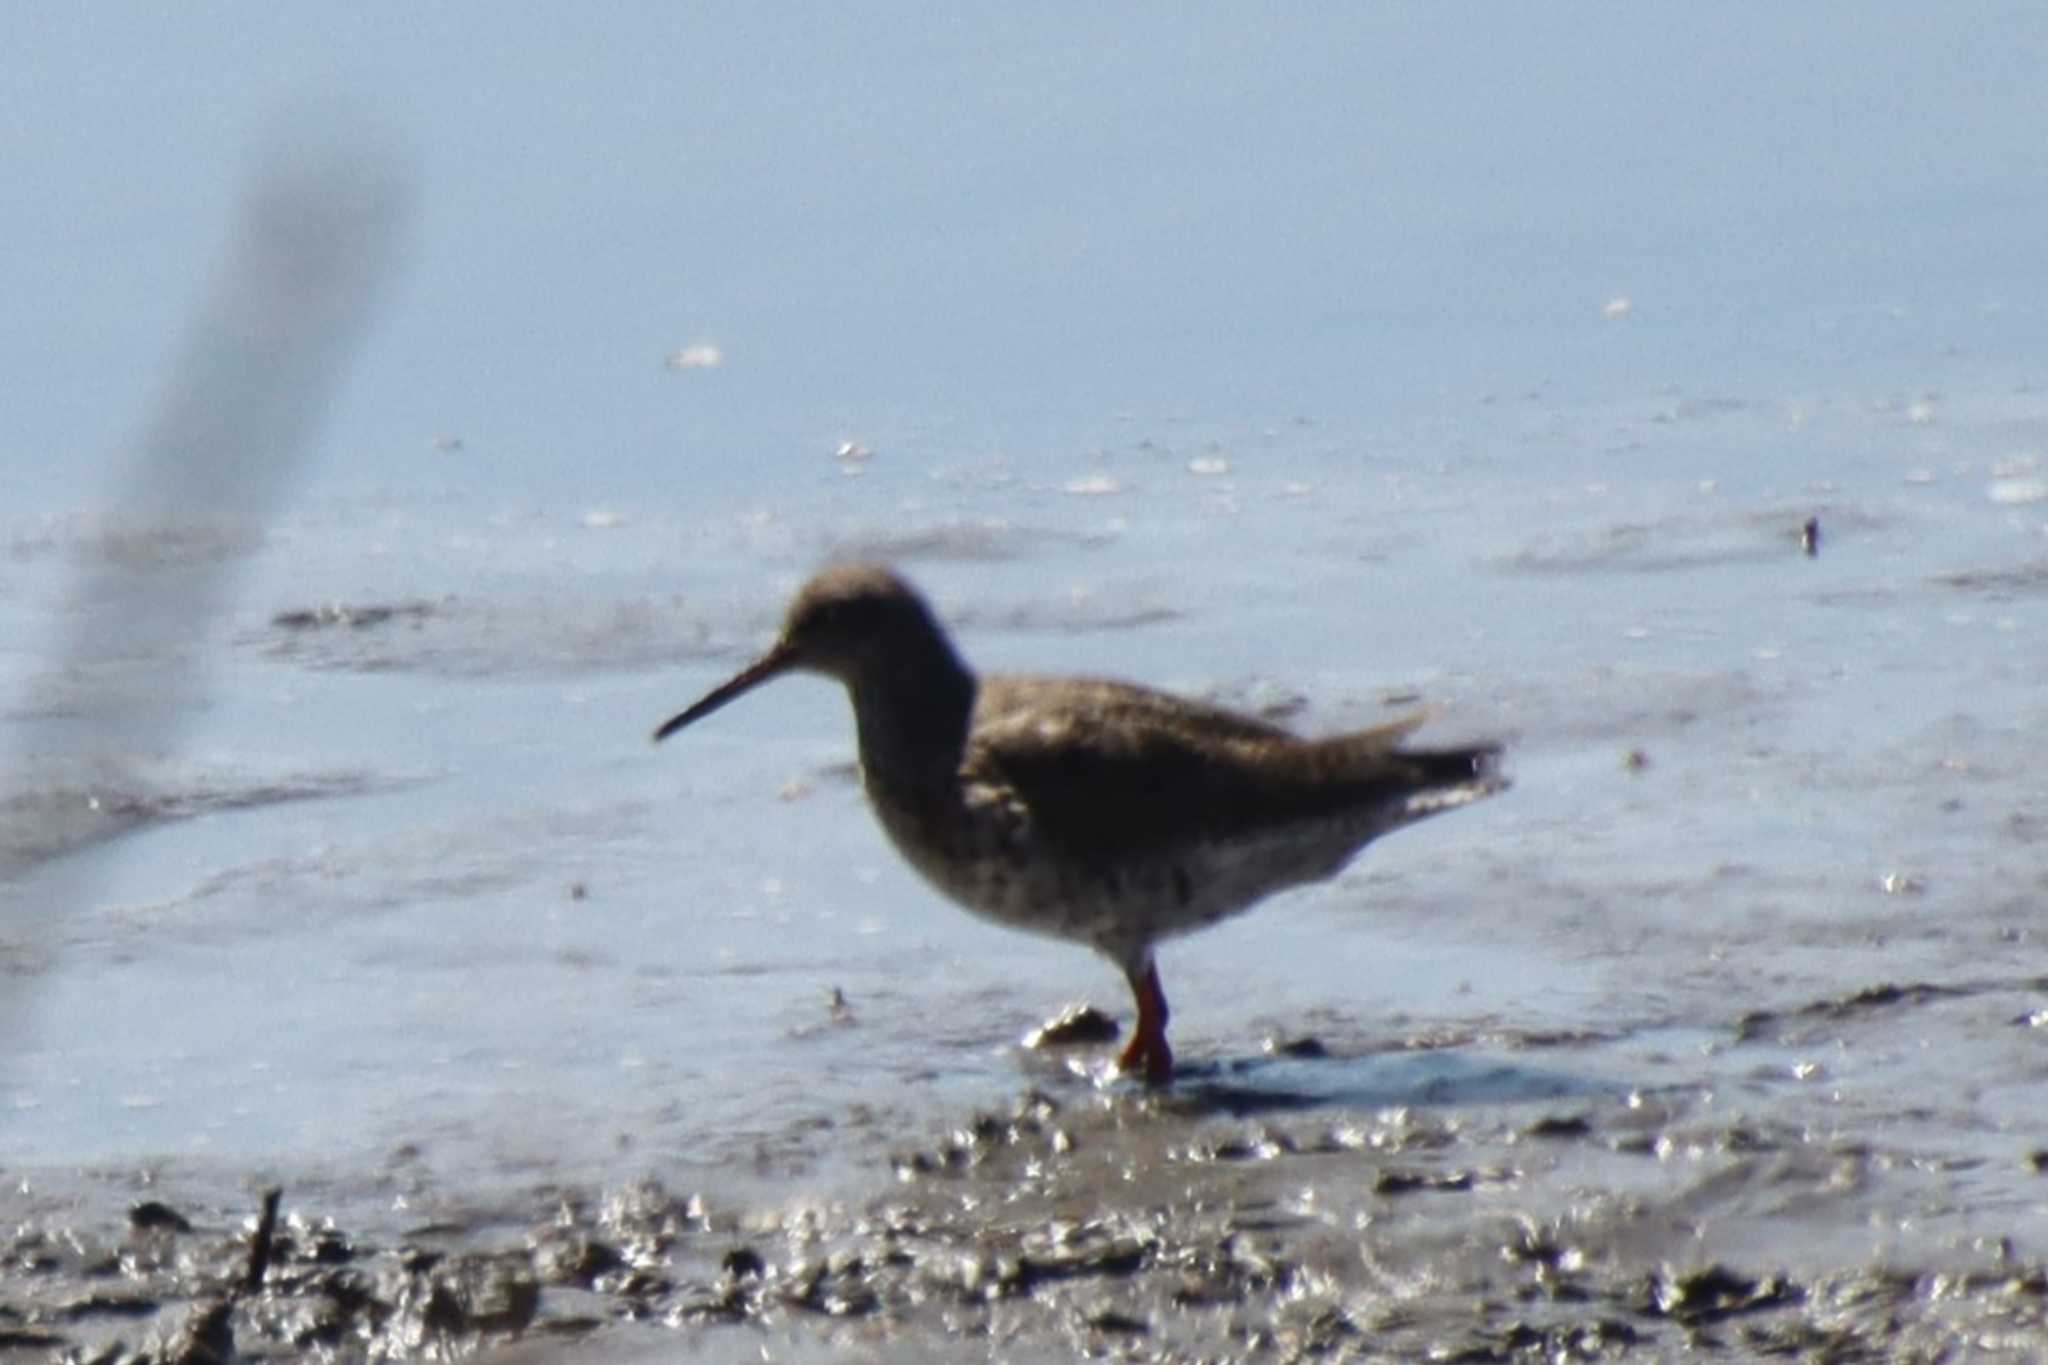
[1116,957,1175,1085]
[1115,1022,1173,1086]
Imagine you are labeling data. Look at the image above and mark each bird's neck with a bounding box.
[846,641,977,792]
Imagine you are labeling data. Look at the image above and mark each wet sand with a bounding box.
[11,966,2047,1362]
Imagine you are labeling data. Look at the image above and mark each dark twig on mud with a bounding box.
[241,1187,283,1297]
[155,1189,283,1364]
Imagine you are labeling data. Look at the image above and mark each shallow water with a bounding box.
[7,377,2048,1360]
[6,378,2042,1194]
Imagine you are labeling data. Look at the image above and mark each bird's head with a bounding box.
[652,564,951,741]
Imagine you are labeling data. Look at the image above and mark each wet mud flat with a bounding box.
[8,975,2048,1363]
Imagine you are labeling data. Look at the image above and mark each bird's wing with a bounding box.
[965,676,1441,862]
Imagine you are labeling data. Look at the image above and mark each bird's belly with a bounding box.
[870,783,1375,962]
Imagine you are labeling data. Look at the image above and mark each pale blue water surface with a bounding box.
[2,7,2045,1219]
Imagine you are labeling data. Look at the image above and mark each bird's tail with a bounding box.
[1307,713,1509,822]
[1395,744,1508,816]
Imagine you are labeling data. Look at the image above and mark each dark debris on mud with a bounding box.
[6,1085,2047,1362]
[1736,975,2048,1043]
[269,601,439,634]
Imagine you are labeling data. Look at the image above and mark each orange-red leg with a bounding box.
[1116,958,1173,1085]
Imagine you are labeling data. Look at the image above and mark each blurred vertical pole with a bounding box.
[1,111,409,1046]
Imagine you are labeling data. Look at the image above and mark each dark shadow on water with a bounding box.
[1160,1048,1628,1118]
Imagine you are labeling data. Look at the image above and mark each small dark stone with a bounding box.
[127,1201,193,1234]
[305,1227,356,1264]
[398,1246,444,1274]
[1374,1169,1428,1195]
[1523,1114,1592,1140]
[722,1247,766,1279]
[532,1231,619,1286]
[1088,1308,1151,1334]
[1373,1168,1473,1196]
[1641,1263,1800,1324]
[1263,1035,1328,1059]
[1024,1003,1120,1049]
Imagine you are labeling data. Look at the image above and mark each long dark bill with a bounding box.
[651,640,799,743]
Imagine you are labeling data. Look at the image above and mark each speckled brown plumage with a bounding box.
[654,563,1506,1084]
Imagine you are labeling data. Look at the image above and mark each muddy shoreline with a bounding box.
[9,974,2047,1362]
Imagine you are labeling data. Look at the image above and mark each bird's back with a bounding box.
[965,674,1503,866]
